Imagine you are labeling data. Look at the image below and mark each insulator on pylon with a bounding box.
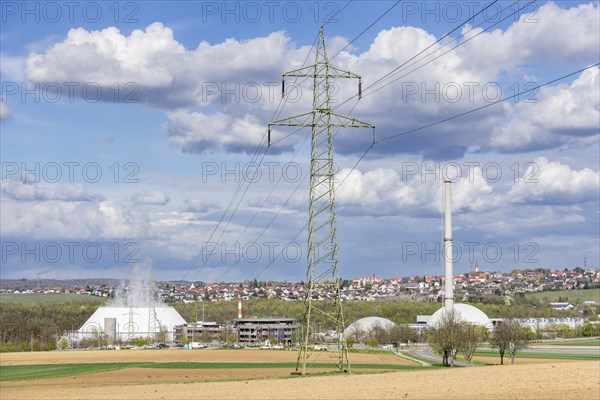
[268,127,271,147]
[282,79,285,98]
[358,79,362,99]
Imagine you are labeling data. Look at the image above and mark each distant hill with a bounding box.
[0,278,123,290]
[0,293,108,305]
[525,288,600,302]
[0,278,205,290]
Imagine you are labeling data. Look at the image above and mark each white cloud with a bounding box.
[25,23,295,109]
[26,23,185,89]
[130,190,171,205]
[336,164,497,215]
[0,102,12,122]
[164,110,269,154]
[0,200,149,240]
[1,181,104,202]
[457,2,599,75]
[490,68,600,152]
[20,3,600,157]
[508,157,600,204]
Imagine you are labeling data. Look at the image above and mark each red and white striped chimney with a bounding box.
[237,296,243,319]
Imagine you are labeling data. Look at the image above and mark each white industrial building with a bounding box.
[344,316,397,336]
[424,303,493,329]
[76,306,187,343]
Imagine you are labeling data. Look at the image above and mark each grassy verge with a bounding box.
[474,350,599,361]
[530,338,600,347]
[0,362,138,381]
[348,348,396,355]
[0,362,429,382]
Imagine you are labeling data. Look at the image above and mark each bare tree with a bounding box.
[428,310,462,367]
[347,325,365,345]
[388,324,417,345]
[369,322,389,345]
[490,319,530,364]
[459,324,483,365]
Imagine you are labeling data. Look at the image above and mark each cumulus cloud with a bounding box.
[21,3,600,156]
[0,199,149,240]
[0,102,12,122]
[490,68,600,152]
[183,199,220,213]
[25,23,295,109]
[508,157,600,204]
[1,181,104,202]
[457,2,600,75]
[130,190,171,205]
[164,110,271,154]
[335,164,497,215]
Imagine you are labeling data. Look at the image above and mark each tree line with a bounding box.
[0,297,597,352]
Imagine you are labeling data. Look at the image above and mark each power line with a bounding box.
[218,99,362,282]
[376,63,600,143]
[364,0,538,99]
[254,139,374,280]
[333,0,524,109]
[330,0,402,60]
[181,32,321,281]
[215,0,508,280]
[188,2,408,282]
[251,63,600,280]
[364,0,500,94]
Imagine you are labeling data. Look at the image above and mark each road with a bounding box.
[407,347,470,367]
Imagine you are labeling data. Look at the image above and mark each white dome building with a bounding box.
[344,316,397,336]
[77,306,187,343]
[426,303,492,329]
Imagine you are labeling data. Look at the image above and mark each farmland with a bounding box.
[0,349,598,400]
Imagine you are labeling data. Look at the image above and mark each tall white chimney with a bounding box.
[237,296,243,319]
[443,180,454,312]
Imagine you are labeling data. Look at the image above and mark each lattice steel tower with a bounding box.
[268,27,374,375]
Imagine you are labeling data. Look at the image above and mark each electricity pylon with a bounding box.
[268,27,374,375]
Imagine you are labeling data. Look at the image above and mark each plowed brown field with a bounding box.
[1,350,598,400]
[0,348,415,365]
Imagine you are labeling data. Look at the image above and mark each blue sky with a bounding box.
[1,1,599,282]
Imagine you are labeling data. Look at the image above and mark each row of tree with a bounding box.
[428,311,530,366]
[1,298,597,352]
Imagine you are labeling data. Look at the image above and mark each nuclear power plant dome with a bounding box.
[426,303,492,329]
[344,316,397,335]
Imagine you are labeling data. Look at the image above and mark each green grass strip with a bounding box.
[0,362,142,381]
[0,362,427,381]
[474,350,599,360]
[530,339,600,347]
[140,362,426,370]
